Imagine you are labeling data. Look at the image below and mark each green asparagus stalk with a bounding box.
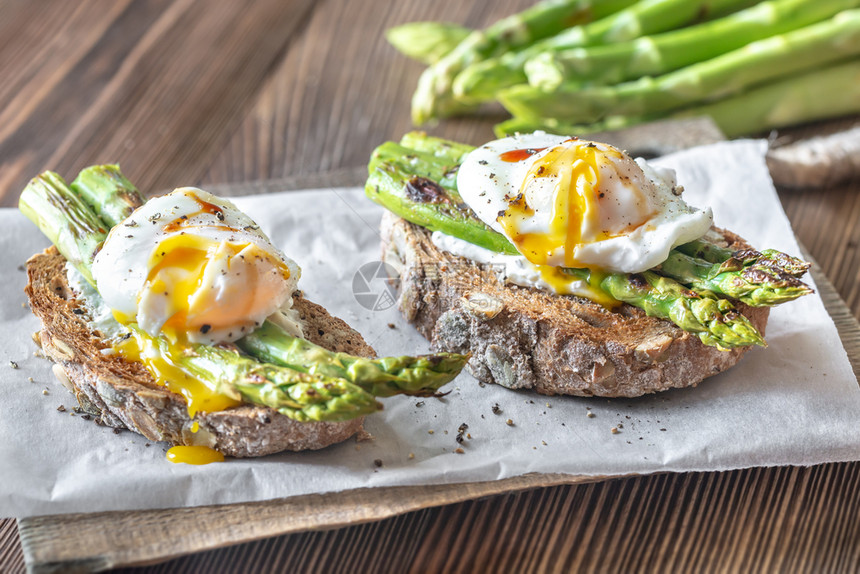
[493,60,860,139]
[411,0,638,124]
[366,139,767,348]
[676,238,811,277]
[236,321,466,398]
[658,250,812,306]
[71,165,146,229]
[398,131,475,162]
[670,59,860,138]
[368,141,520,255]
[19,172,108,285]
[524,0,859,90]
[598,271,766,349]
[68,165,469,395]
[498,11,860,124]
[386,22,472,65]
[451,0,760,105]
[609,272,762,348]
[133,325,382,422]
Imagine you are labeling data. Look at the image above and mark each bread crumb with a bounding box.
[428,430,434,434]
[387,323,396,329]
[611,427,619,434]
[56,405,65,412]
[506,419,514,426]
[10,361,18,369]
[454,448,464,454]
[587,412,595,418]
[408,452,415,459]
[355,429,375,442]
[41,389,48,395]
[541,440,547,446]
[28,377,34,383]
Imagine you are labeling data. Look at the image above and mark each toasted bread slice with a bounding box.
[381,212,770,398]
[26,247,372,457]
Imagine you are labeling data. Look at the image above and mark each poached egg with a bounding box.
[92,188,300,346]
[456,132,713,275]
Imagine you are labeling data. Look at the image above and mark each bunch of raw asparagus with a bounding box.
[19,167,469,422]
[388,0,860,136]
[366,132,813,350]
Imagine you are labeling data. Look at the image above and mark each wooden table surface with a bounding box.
[1,0,859,571]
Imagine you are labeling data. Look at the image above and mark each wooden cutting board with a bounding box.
[14,125,860,573]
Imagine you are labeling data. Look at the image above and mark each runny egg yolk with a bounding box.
[497,141,654,270]
[128,233,292,343]
[166,445,226,465]
[536,266,618,308]
[115,328,241,417]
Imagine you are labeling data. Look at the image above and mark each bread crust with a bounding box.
[26,247,372,457]
[380,212,769,398]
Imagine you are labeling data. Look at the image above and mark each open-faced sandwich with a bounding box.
[20,166,468,462]
[365,132,813,398]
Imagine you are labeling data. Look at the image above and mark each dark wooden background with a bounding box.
[1,0,859,571]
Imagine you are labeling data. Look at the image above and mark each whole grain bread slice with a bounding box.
[380,212,769,398]
[26,247,373,457]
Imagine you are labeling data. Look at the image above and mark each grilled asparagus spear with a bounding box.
[658,250,812,306]
[676,238,810,277]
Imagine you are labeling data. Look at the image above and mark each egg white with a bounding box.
[456,132,713,273]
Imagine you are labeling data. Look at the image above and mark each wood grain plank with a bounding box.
[0,519,24,574]
[200,0,538,186]
[0,0,318,206]
[17,474,598,573]
[780,179,860,315]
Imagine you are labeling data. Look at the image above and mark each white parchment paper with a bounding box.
[1,140,858,518]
